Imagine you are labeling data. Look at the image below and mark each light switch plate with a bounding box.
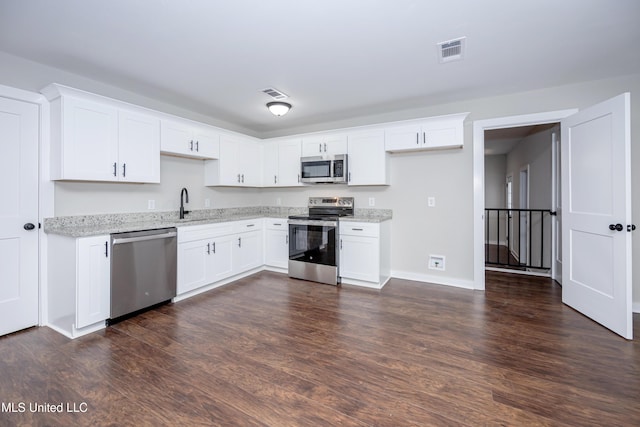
[147,200,155,210]
[204,198,211,208]
[428,197,436,207]
[369,197,375,207]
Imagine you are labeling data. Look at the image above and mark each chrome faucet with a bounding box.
[179,187,190,219]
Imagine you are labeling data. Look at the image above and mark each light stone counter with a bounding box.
[44,206,392,238]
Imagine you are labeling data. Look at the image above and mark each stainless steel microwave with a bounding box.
[300,154,348,184]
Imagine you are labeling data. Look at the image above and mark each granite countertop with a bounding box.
[44,206,392,237]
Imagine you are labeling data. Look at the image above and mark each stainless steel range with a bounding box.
[288,197,354,285]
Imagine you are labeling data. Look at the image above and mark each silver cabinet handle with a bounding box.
[274,175,277,184]
[105,241,108,257]
[238,237,242,247]
[113,162,117,176]
[297,174,300,183]
[190,140,194,151]
[324,143,327,152]
[285,235,289,244]
[319,143,322,152]
[348,172,351,182]
[416,133,419,145]
[212,241,216,254]
[237,173,241,183]
[195,141,199,152]
[423,132,426,145]
[340,239,343,249]
[122,163,126,177]
[246,224,255,228]
[352,228,364,231]
[207,242,210,254]
[241,174,245,183]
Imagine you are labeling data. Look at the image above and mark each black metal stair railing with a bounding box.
[485,208,554,270]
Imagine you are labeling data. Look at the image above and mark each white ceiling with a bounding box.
[1,0,639,137]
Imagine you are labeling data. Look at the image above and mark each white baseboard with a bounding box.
[390,270,475,290]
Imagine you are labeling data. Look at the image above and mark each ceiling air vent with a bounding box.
[261,87,289,100]
[437,37,466,63]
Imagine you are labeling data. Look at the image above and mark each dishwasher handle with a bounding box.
[112,231,177,245]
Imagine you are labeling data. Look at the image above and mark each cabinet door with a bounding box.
[347,130,388,185]
[177,239,210,294]
[62,97,118,181]
[241,142,262,186]
[233,231,262,273]
[324,134,348,155]
[118,110,160,183]
[208,234,234,283]
[76,235,110,328]
[193,127,220,159]
[265,228,289,269]
[160,120,193,156]
[422,120,463,149]
[278,139,302,186]
[384,123,421,152]
[340,235,380,283]
[218,135,242,185]
[262,141,279,187]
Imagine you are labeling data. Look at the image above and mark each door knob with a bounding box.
[24,223,35,231]
[609,223,623,232]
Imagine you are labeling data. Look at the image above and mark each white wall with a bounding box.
[484,155,507,245]
[2,50,638,306]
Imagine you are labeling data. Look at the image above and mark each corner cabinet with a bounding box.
[385,113,469,152]
[339,221,391,289]
[42,84,160,183]
[47,234,111,338]
[204,134,262,187]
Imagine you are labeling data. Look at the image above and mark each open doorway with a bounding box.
[472,109,577,291]
[483,124,557,276]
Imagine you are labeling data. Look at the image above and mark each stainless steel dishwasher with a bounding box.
[110,227,177,320]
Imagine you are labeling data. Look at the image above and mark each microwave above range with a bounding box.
[300,154,348,184]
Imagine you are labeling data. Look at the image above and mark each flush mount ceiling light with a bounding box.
[267,101,292,117]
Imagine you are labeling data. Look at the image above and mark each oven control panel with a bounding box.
[308,197,354,208]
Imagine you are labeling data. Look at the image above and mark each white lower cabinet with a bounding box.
[264,219,289,269]
[177,220,263,296]
[48,234,111,337]
[339,221,391,289]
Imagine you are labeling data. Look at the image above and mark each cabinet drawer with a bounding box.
[339,222,379,237]
[178,222,234,243]
[265,218,288,230]
[233,218,263,233]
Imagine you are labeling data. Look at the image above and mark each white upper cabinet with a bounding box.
[347,130,389,186]
[43,84,160,183]
[118,110,161,183]
[384,113,468,152]
[161,120,220,159]
[263,139,302,187]
[302,134,348,156]
[204,134,262,187]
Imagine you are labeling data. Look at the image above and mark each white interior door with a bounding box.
[561,93,632,339]
[0,96,39,336]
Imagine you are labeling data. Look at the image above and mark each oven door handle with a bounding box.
[288,219,338,227]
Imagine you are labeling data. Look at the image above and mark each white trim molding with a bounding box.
[391,270,475,290]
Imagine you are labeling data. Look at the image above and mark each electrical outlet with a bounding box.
[368,197,375,207]
[204,198,211,208]
[428,197,436,207]
[276,197,282,206]
[147,200,155,210]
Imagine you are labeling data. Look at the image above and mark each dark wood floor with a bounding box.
[1,271,639,426]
